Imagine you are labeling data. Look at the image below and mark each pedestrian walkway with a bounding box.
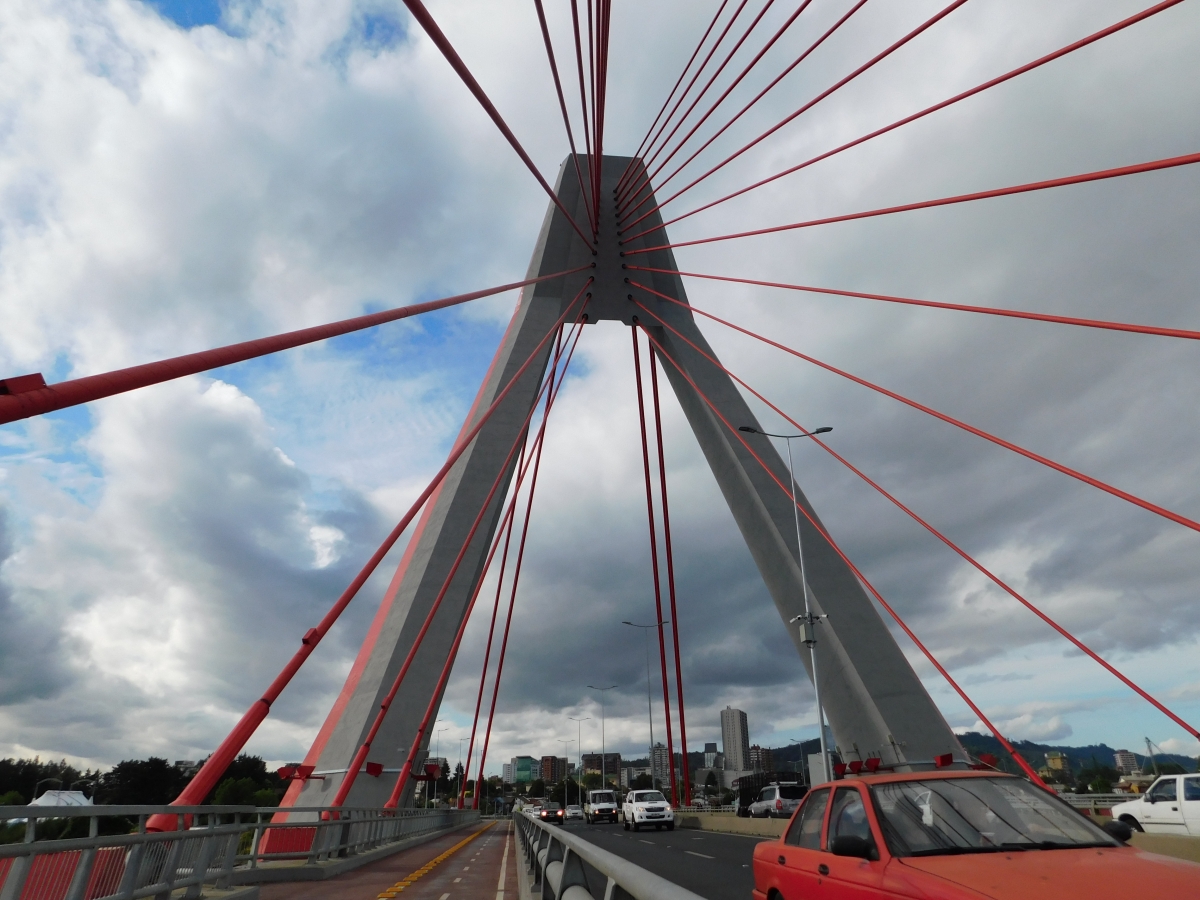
[259,818,516,900]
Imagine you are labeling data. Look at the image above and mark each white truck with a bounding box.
[1110,774,1200,834]
[583,789,619,824]
[621,789,674,831]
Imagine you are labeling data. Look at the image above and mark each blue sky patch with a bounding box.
[144,0,223,29]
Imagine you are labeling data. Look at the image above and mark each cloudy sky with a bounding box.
[1,0,1198,780]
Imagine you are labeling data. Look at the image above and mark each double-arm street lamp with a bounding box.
[568,715,590,803]
[557,739,576,805]
[739,424,833,783]
[621,619,669,787]
[587,685,618,788]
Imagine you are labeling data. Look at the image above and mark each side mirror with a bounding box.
[830,835,876,860]
[1102,820,1133,843]
[1144,795,1156,804]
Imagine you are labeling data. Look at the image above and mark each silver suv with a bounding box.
[748,783,807,818]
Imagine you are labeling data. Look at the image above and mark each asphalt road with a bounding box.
[562,820,764,900]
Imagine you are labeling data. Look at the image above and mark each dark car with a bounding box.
[539,802,565,825]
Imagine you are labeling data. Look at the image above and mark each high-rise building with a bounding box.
[541,756,568,783]
[721,707,750,772]
[650,743,674,788]
[502,763,514,784]
[1114,749,1140,775]
[704,742,718,767]
[749,744,773,773]
[509,756,537,783]
[581,753,622,784]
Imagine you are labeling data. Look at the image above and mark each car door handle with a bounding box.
[818,864,829,875]
[778,855,786,865]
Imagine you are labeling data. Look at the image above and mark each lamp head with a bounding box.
[738,426,757,433]
[813,426,832,435]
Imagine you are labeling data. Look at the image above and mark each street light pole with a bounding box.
[587,685,618,789]
[557,739,575,805]
[568,716,590,805]
[622,620,668,788]
[739,424,833,783]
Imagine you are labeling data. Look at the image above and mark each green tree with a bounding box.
[213,777,259,806]
[0,790,25,806]
[631,773,652,790]
[99,758,187,805]
[530,778,546,798]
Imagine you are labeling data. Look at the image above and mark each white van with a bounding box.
[1110,774,1200,834]
[621,789,674,831]
[584,789,619,824]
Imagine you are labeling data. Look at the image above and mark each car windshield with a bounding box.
[591,793,615,803]
[543,803,561,810]
[567,806,581,811]
[635,792,667,803]
[872,777,1118,856]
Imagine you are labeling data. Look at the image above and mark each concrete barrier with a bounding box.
[1129,833,1200,865]
[676,813,786,838]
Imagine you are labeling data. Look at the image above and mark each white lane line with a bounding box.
[497,825,510,898]
[454,878,462,883]
[439,895,450,900]
[685,850,715,859]
[639,840,654,845]
[463,866,470,871]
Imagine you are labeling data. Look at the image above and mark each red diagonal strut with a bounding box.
[399,0,592,247]
[631,293,1200,743]
[637,322,1047,786]
[649,347,692,805]
[0,267,592,427]
[632,328,678,804]
[631,283,1200,535]
[627,267,1200,341]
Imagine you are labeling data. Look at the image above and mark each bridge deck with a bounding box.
[260,819,513,900]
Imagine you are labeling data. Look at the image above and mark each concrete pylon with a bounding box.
[285,155,963,812]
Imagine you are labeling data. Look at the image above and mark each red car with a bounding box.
[752,770,1200,899]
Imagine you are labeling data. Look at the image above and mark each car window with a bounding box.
[592,792,615,804]
[828,787,873,846]
[779,785,808,800]
[631,791,667,803]
[1148,778,1178,802]
[871,777,1117,857]
[785,787,829,849]
[760,788,774,801]
[1184,778,1200,801]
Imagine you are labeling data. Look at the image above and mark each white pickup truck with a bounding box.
[1110,774,1200,834]
[584,789,619,824]
[621,789,674,832]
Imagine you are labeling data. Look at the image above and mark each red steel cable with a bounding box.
[471,323,584,807]
[621,0,968,228]
[636,322,1047,785]
[632,328,679,805]
[621,0,872,230]
[570,0,595,203]
[648,348,692,805]
[616,0,734,196]
[624,151,1200,255]
[403,315,587,808]
[628,280,1200,535]
[534,0,596,237]
[146,277,591,830]
[400,0,592,247]
[631,294,1200,742]
[617,0,755,210]
[636,0,780,190]
[594,0,613,229]
[330,287,592,808]
[639,0,814,197]
[459,436,525,808]
[630,0,1189,238]
[459,325,571,808]
[627,267,1200,341]
[0,267,591,427]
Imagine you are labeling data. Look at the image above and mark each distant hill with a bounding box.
[952,732,1197,775]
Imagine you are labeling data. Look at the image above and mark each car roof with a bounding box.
[811,770,1019,788]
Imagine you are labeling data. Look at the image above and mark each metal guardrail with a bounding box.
[0,804,478,900]
[515,812,705,900]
